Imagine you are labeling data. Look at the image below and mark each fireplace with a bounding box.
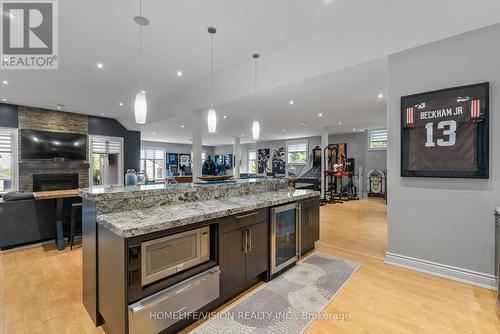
[33,173,79,192]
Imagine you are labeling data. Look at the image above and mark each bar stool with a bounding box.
[70,202,83,250]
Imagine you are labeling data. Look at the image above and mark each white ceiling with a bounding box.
[1,0,500,146]
[145,58,388,145]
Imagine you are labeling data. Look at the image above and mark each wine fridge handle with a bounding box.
[297,203,301,257]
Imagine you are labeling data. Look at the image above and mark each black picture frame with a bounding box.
[223,154,233,169]
[401,82,489,179]
[166,153,178,167]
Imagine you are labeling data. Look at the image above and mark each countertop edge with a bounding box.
[80,178,286,202]
[97,191,320,238]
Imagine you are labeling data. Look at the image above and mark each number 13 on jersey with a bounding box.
[425,120,457,147]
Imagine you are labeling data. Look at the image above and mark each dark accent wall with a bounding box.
[88,116,141,174]
[0,103,140,190]
[0,103,18,128]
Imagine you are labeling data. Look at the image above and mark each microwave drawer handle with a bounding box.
[236,212,258,220]
[130,269,220,314]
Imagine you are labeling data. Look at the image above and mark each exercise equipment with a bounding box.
[296,146,322,191]
[338,158,359,201]
[320,144,346,206]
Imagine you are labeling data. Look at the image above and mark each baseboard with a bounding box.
[385,252,498,291]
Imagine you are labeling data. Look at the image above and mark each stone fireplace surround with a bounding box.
[18,106,90,192]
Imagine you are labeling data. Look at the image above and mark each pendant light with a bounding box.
[252,53,260,140]
[134,0,149,124]
[207,27,217,133]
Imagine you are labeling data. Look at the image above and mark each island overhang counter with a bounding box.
[80,179,320,334]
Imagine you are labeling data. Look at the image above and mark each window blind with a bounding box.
[369,129,388,149]
[248,150,256,160]
[140,148,164,160]
[0,131,13,153]
[92,138,121,154]
[287,142,307,153]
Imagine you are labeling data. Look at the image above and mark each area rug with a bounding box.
[190,252,360,334]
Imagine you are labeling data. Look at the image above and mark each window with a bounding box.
[248,150,257,174]
[140,148,165,180]
[90,136,123,186]
[287,141,308,164]
[369,129,388,150]
[0,128,17,192]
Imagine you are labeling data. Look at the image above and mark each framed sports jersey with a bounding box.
[401,82,489,178]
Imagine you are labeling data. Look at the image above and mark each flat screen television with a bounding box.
[21,129,87,160]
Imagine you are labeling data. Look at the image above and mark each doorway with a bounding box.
[89,136,124,186]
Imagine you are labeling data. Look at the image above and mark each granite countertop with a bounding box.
[80,178,283,202]
[97,189,320,238]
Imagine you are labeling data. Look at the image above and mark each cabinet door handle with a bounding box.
[247,229,252,252]
[242,229,248,254]
[236,212,258,220]
[308,210,312,226]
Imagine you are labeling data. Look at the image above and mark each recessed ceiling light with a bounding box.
[352,128,356,131]
[241,134,245,137]
[141,90,146,94]
[378,93,384,99]
[318,113,323,117]
[177,71,183,76]
[2,80,8,85]
[338,121,342,126]
[282,129,286,132]
[289,100,294,105]
[56,106,62,109]
[223,115,227,119]
[300,121,308,126]
[100,113,104,116]
[97,63,104,69]
[119,102,123,106]
[181,124,185,128]
[1,98,6,102]
[152,131,156,135]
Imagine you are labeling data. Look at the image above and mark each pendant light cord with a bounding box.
[254,57,258,103]
[253,55,259,121]
[139,0,143,91]
[210,33,214,108]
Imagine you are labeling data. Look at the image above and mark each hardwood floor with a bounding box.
[319,198,388,259]
[1,199,498,333]
[0,244,104,334]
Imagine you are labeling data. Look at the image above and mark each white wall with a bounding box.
[215,136,322,174]
[386,24,500,288]
[214,132,387,191]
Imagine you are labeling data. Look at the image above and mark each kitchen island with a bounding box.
[80,179,320,334]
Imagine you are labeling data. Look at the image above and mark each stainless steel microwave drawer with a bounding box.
[128,266,220,334]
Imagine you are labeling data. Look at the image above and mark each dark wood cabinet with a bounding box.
[218,209,269,296]
[245,221,269,279]
[219,228,247,295]
[300,198,320,256]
